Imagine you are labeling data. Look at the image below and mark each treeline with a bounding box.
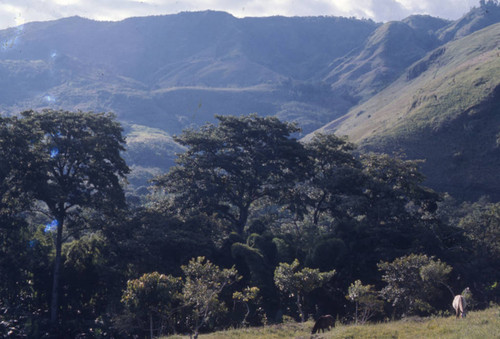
[0,110,498,338]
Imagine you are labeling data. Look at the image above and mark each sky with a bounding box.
[0,0,480,30]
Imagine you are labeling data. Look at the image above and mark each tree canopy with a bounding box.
[1,110,129,323]
[154,114,306,235]
[0,112,497,337]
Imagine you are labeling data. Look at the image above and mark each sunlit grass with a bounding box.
[162,307,500,339]
[328,23,500,145]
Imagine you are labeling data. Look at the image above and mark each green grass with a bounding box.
[321,23,500,145]
[162,307,500,339]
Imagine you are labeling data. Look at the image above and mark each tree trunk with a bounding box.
[243,302,250,326]
[50,218,63,324]
[236,205,249,236]
[355,301,358,324]
[150,313,153,339]
[296,293,305,323]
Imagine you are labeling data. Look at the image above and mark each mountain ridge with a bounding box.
[1,6,500,200]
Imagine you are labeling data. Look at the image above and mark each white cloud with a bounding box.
[0,0,482,30]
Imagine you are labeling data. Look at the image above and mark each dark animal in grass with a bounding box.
[311,314,335,334]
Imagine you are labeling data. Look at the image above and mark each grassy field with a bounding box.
[163,307,500,339]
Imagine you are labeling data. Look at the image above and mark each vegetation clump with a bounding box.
[0,111,498,338]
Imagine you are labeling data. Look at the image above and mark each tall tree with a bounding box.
[154,114,306,236]
[8,110,129,324]
[0,115,38,308]
[287,133,363,225]
[353,153,442,261]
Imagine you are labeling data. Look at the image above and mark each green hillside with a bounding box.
[314,23,500,200]
[122,123,184,193]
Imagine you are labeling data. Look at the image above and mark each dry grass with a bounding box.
[163,307,500,339]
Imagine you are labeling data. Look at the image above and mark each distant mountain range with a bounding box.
[1,4,499,200]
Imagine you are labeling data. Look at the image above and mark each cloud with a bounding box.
[395,0,478,20]
[0,0,481,30]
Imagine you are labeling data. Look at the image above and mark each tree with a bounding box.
[458,201,500,261]
[288,133,363,225]
[232,286,260,326]
[349,153,443,265]
[274,259,335,322]
[457,201,500,302]
[360,153,440,225]
[0,115,44,310]
[378,254,452,317]
[6,110,129,324]
[121,272,182,339]
[231,233,281,319]
[346,280,383,324]
[154,114,306,236]
[181,256,239,339]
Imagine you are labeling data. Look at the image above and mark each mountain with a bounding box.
[438,1,500,41]
[322,16,449,102]
[0,11,380,190]
[0,11,378,135]
[313,22,500,201]
[1,6,500,200]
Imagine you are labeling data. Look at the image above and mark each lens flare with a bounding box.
[44,219,58,232]
[50,147,59,158]
[44,95,56,103]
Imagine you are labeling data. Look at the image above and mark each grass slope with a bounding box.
[312,23,500,200]
[122,123,184,191]
[164,307,500,339]
[317,23,500,143]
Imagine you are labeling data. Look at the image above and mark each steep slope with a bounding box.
[438,1,500,42]
[314,23,500,200]
[322,16,448,104]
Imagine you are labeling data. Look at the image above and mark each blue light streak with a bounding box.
[44,219,58,232]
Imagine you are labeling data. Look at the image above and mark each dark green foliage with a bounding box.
[455,200,500,304]
[106,207,216,276]
[286,133,363,224]
[1,111,499,336]
[121,272,182,338]
[1,109,130,325]
[378,254,453,317]
[154,114,306,236]
[231,234,280,320]
[306,237,347,272]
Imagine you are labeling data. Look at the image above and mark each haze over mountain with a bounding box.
[0,12,377,133]
[1,3,499,200]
